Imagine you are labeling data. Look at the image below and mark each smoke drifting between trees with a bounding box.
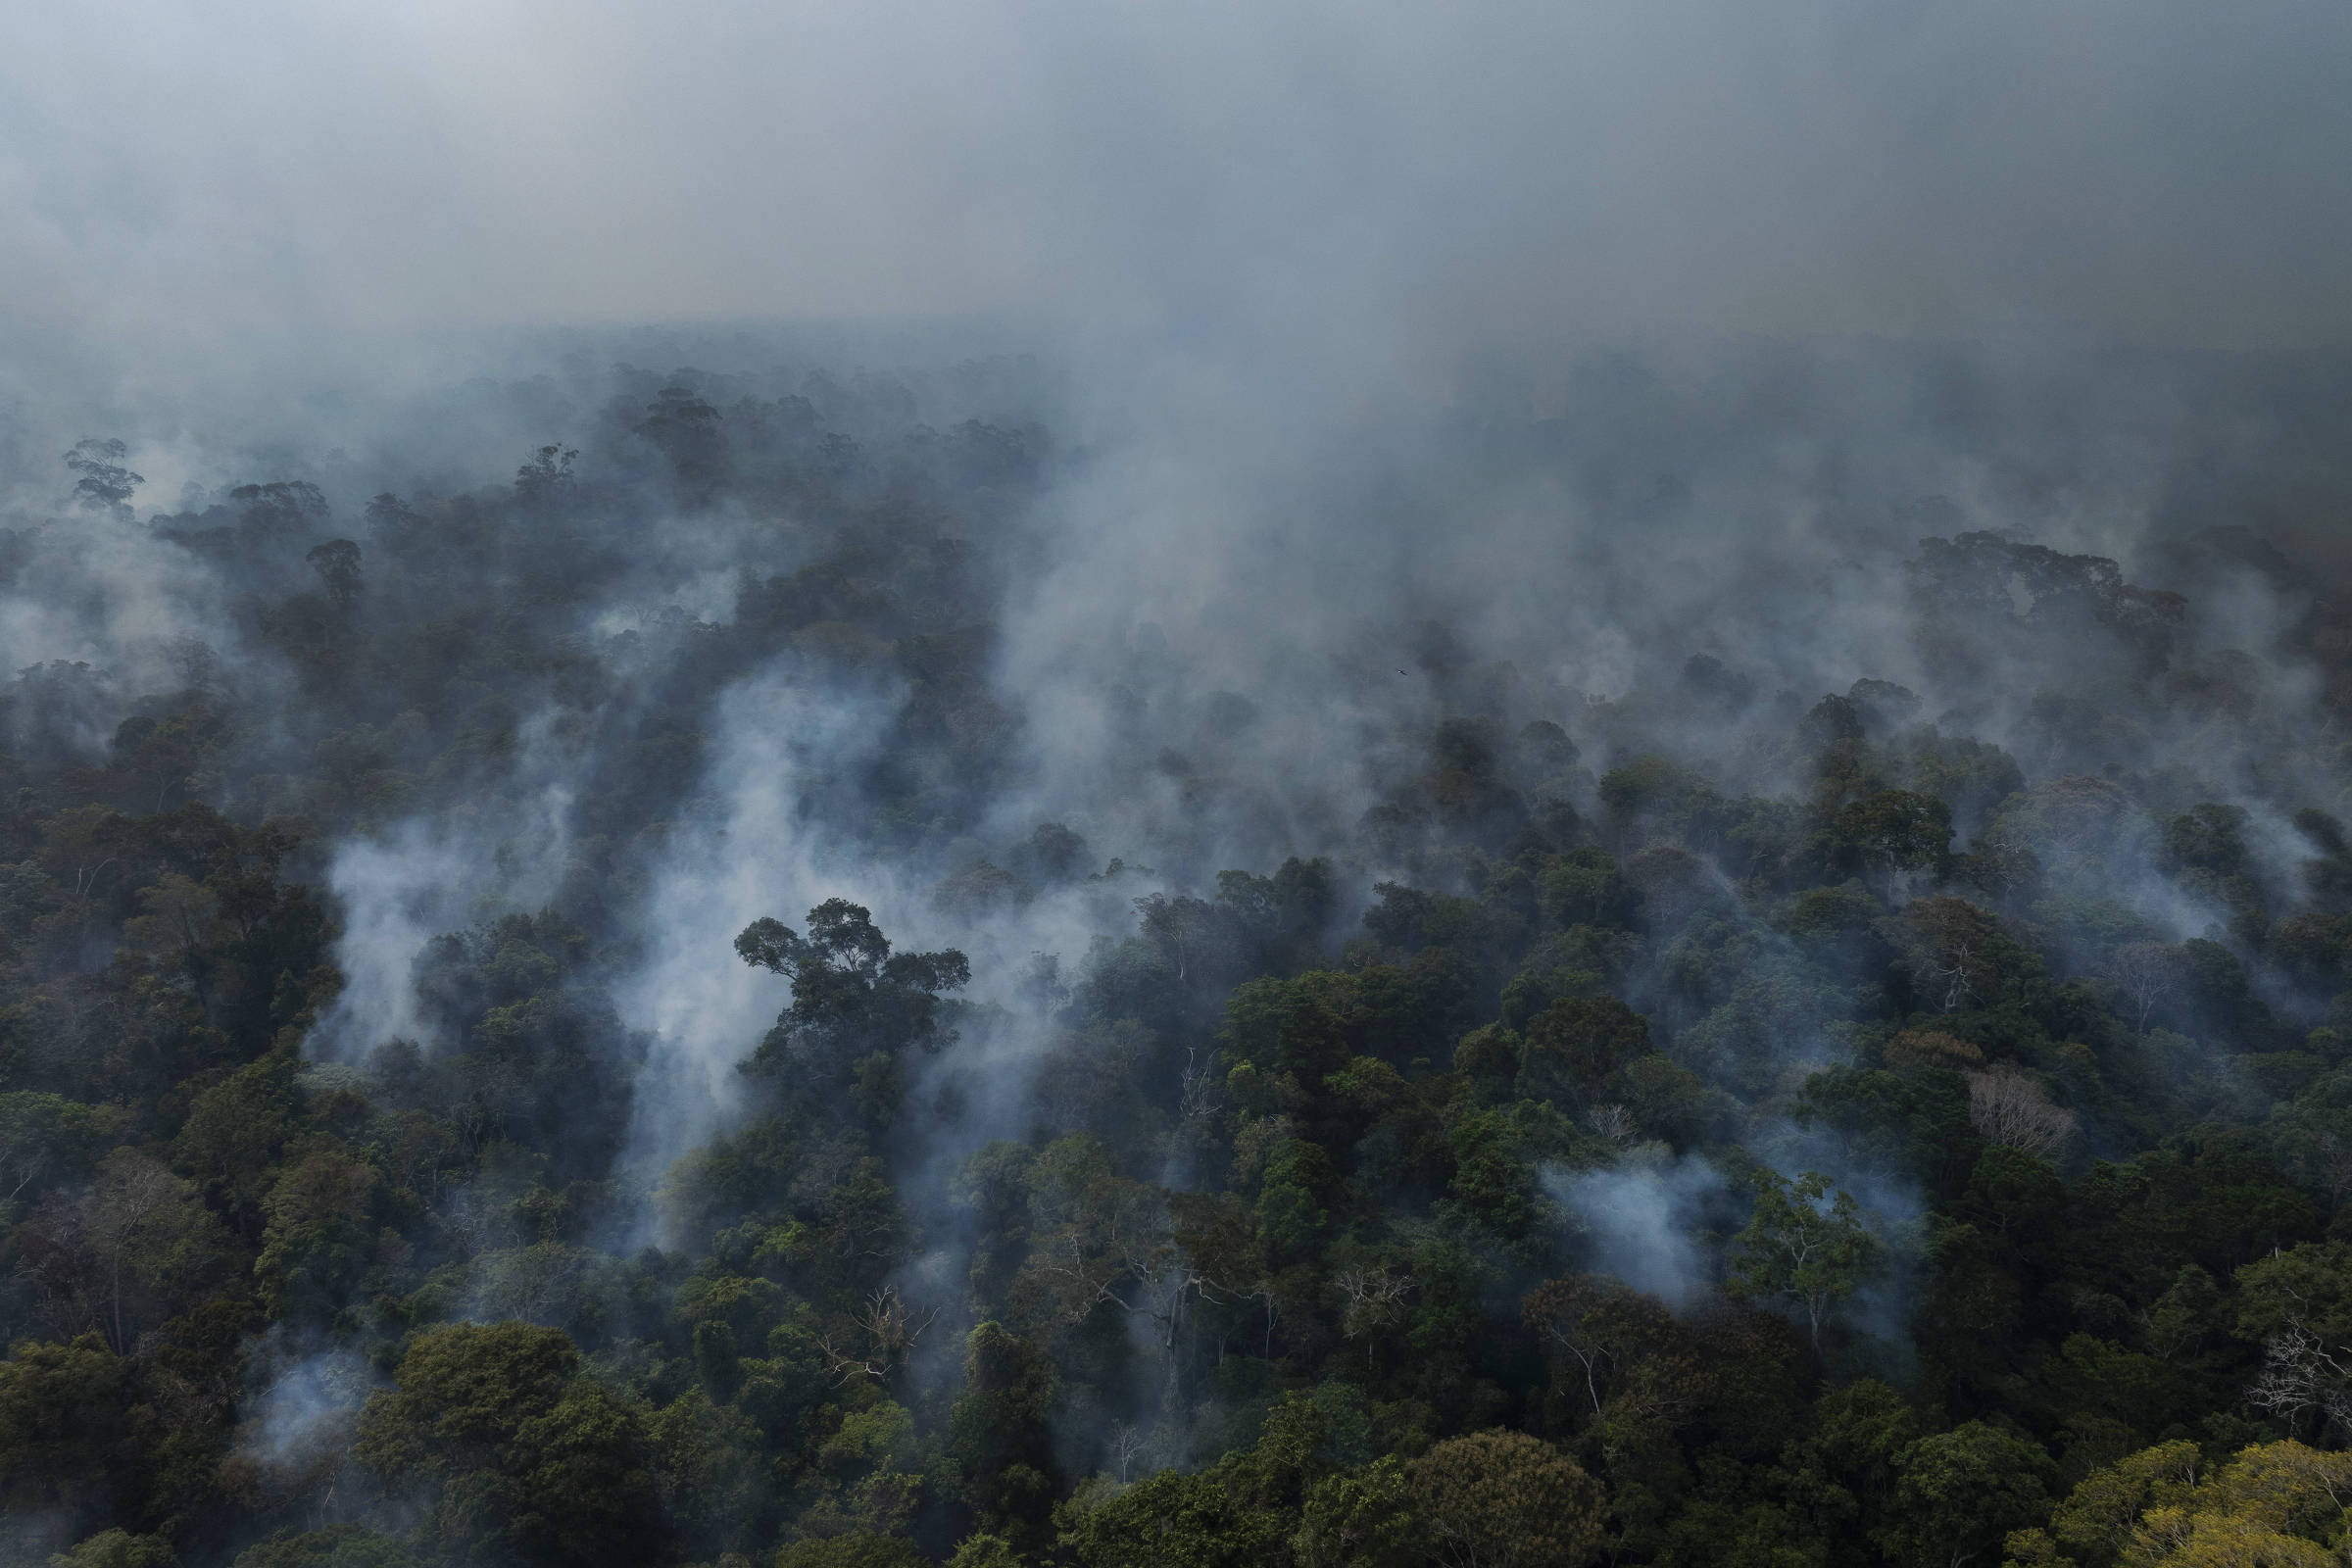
[6,340,2352,1568]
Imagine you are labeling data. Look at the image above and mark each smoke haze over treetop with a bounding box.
[5,0,2351,357]
[10,3,2352,1567]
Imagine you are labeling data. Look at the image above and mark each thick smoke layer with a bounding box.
[6,0,2352,371]
[8,2,2352,1559]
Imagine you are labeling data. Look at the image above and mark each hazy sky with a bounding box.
[5,0,2350,369]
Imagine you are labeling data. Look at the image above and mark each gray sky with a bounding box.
[6,0,2350,369]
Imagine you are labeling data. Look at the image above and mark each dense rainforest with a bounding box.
[10,349,2352,1568]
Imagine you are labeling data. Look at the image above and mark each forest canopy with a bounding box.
[5,343,2352,1568]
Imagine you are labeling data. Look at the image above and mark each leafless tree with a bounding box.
[2107,941,2187,1032]
[1177,1043,1222,1130]
[858,1283,937,1358]
[817,1330,887,1385]
[1967,1065,2078,1161]
[820,1285,938,1385]
[2249,1321,2352,1444]
[1932,942,1981,1012]
[1588,1102,1636,1147]
[1108,1420,1150,1483]
[1334,1265,1414,1371]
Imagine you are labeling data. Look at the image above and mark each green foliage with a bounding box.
[951,1322,1056,1543]
[1407,1429,1605,1568]
[50,1531,175,1568]
[0,1092,123,1210]
[1725,1169,1882,1348]
[14,404,2352,1568]
[2030,1438,2352,1568]
[946,1535,1029,1568]
[0,1332,133,1518]
[1887,1422,2051,1568]
[1057,1468,1288,1568]
[1293,1457,1422,1568]
[231,1526,416,1568]
[737,901,970,1129]
[351,1321,658,1566]
[773,1535,929,1568]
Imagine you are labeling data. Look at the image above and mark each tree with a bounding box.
[0,1332,134,1522]
[1539,850,1631,928]
[1517,997,1650,1110]
[353,1322,653,1567]
[736,901,970,1127]
[0,1092,122,1207]
[2105,942,2188,1034]
[50,1530,176,1568]
[305,539,364,608]
[1294,1458,1424,1568]
[775,1537,928,1568]
[2246,1325,2352,1446]
[513,444,576,503]
[1405,1430,1605,1568]
[1333,1264,1414,1372]
[1016,1142,1204,1402]
[2038,1439,2201,1567]
[1965,1066,2078,1161]
[1835,790,1954,892]
[947,1536,1028,1568]
[253,1149,379,1322]
[951,1322,1056,1544]
[1888,1421,2050,1568]
[1779,1379,1922,1546]
[635,387,727,497]
[504,1381,662,1568]
[1624,845,1711,930]
[355,1320,576,1476]
[2025,1439,2352,1568]
[64,439,143,512]
[230,1525,416,1568]
[1878,897,2006,1012]
[1725,1169,1880,1349]
[2237,1241,2352,1347]
[24,1150,231,1352]
[1055,1465,1284,1568]
[1521,1273,1678,1417]
[647,1387,763,1557]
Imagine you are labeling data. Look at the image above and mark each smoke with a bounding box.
[7,0,2352,1436]
[615,665,912,1174]
[232,1336,379,1520]
[6,0,2352,370]
[311,829,493,1064]
[1550,1154,1730,1310]
[310,775,577,1064]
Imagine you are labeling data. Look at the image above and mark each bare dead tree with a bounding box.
[2107,942,2187,1033]
[1932,942,1981,1012]
[2249,1321,2352,1445]
[1177,1043,1222,1130]
[1334,1265,1415,1372]
[820,1285,938,1385]
[1523,1273,1682,1417]
[1967,1064,2078,1161]
[1027,1180,1206,1415]
[1108,1420,1150,1483]
[1588,1102,1636,1148]
[818,1331,888,1385]
[857,1284,939,1359]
